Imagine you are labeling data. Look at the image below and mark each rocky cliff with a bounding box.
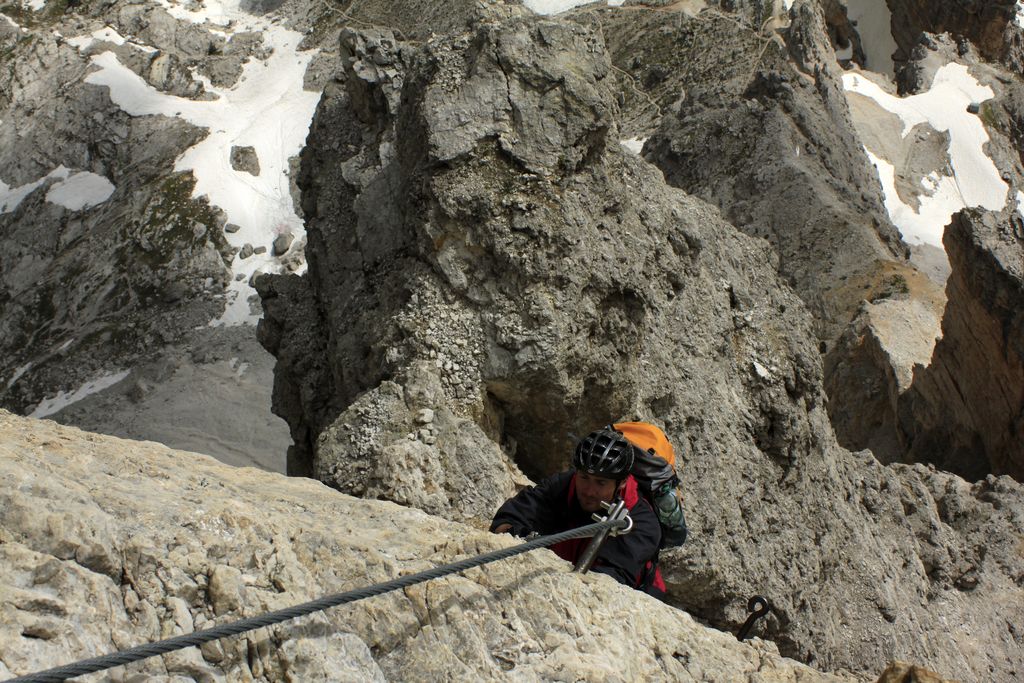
[0,409,857,682]
[617,0,912,346]
[257,8,1024,679]
[0,0,316,469]
[885,0,1022,68]
[3,0,1024,680]
[815,22,1024,476]
[898,207,1024,481]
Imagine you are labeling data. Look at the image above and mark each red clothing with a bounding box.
[492,471,665,596]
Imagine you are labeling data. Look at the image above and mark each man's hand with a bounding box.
[494,523,513,534]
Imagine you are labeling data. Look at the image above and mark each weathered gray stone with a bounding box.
[885,0,1020,68]
[825,286,944,464]
[257,13,1024,680]
[899,207,1024,481]
[0,410,850,682]
[636,1,907,347]
[0,18,234,421]
[272,232,294,256]
[230,145,262,176]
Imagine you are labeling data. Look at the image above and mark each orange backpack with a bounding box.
[613,421,687,548]
[614,422,675,467]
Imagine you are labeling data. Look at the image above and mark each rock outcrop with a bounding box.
[619,1,911,348]
[886,0,1021,68]
[0,0,348,470]
[0,410,851,682]
[0,23,230,405]
[898,207,1024,481]
[259,10,1024,679]
[824,294,941,464]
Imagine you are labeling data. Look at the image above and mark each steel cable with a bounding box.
[6,519,626,682]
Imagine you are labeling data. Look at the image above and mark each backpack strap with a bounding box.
[636,548,660,590]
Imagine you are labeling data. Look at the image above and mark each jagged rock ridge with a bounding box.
[898,207,1024,481]
[258,7,1024,679]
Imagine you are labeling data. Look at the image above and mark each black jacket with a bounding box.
[490,470,662,589]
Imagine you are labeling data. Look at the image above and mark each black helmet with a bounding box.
[573,427,635,479]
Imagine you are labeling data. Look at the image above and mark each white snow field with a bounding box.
[843,65,1008,247]
[79,0,320,325]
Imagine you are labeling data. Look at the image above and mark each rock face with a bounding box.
[0,0,325,471]
[827,31,1024,480]
[898,207,1024,481]
[824,295,941,464]
[886,0,1021,67]
[259,10,1024,679]
[0,410,850,682]
[0,22,231,407]
[632,1,908,346]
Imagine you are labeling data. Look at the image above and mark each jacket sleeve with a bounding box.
[490,471,570,537]
[590,497,662,587]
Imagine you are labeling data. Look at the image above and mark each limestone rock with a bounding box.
[885,0,1020,67]
[230,145,262,176]
[825,279,944,464]
[258,14,1024,680]
[0,11,233,421]
[899,207,1024,481]
[635,0,907,347]
[273,232,294,256]
[0,410,849,682]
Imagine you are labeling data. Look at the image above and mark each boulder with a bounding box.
[258,12,1024,679]
[230,145,262,176]
[824,297,940,463]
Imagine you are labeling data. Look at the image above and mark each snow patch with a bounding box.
[29,370,130,419]
[523,0,624,14]
[2,167,114,213]
[69,26,126,47]
[844,65,1008,247]
[1,166,70,214]
[67,26,158,54]
[153,0,236,26]
[1017,2,1024,29]
[45,172,116,211]
[27,0,47,11]
[83,4,320,326]
[3,13,20,29]
[620,137,647,154]
[865,149,965,246]
[5,363,33,390]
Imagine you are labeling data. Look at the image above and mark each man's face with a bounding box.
[575,471,621,513]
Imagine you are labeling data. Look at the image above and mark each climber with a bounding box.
[490,426,666,598]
